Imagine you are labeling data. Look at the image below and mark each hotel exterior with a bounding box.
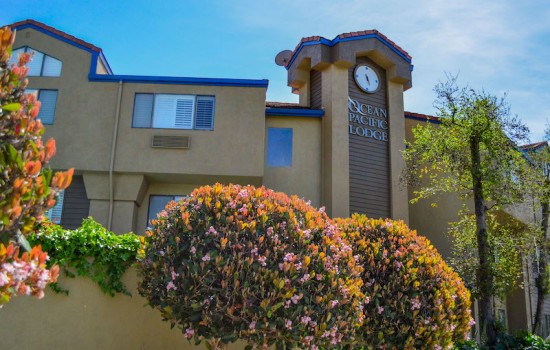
[0,19,547,349]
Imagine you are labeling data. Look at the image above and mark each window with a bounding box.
[147,195,186,226]
[45,190,64,224]
[267,127,293,167]
[543,314,550,338]
[26,89,58,124]
[9,46,62,77]
[133,94,215,130]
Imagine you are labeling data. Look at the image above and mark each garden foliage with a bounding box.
[0,242,59,305]
[29,218,141,296]
[0,26,72,306]
[336,215,472,349]
[138,184,473,349]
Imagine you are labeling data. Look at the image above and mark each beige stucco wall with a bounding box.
[14,28,118,172]
[114,83,266,177]
[15,27,268,180]
[0,269,247,350]
[263,116,322,207]
[321,65,350,218]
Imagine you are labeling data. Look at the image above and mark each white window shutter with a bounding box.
[46,190,65,224]
[37,90,58,124]
[152,94,177,128]
[42,55,62,77]
[174,96,194,129]
[195,96,215,130]
[132,94,154,127]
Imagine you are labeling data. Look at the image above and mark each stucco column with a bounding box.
[321,65,350,218]
[84,173,147,233]
[387,81,409,222]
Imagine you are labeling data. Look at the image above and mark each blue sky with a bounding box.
[2,0,550,141]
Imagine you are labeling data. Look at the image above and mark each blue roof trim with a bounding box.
[13,22,114,75]
[404,114,441,124]
[265,108,324,117]
[286,33,412,70]
[89,73,269,88]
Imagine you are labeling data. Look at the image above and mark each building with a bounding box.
[0,19,547,349]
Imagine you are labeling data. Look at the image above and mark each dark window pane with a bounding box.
[147,195,174,227]
[267,128,293,167]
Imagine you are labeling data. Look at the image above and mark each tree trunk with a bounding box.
[533,200,550,335]
[470,136,497,346]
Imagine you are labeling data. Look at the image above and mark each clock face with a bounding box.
[354,64,380,93]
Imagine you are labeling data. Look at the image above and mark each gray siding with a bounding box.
[61,175,90,229]
[348,57,390,219]
[310,69,322,109]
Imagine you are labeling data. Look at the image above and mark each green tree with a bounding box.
[402,76,530,346]
[520,140,550,335]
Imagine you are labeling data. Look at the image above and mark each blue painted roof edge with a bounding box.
[265,108,324,117]
[286,33,412,71]
[89,73,269,88]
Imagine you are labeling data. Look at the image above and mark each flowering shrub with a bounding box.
[0,26,73,243]
[0,243,59,306]
[335,214,473,349]
[0,26,71,306]
[138,184,364,349]
[29,218,140,296]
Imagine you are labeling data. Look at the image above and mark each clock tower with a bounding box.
[284,30,413,220]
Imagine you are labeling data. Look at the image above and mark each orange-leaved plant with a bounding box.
[0,26,72,306]
[335,214,473,350]
[138,184,365,350]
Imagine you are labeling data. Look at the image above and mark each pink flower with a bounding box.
[291,294,300,304]
[377,305,384,314]
[331,300,339,308]
[202,253,210,262]
[410,297,421,310]
[258,256,267,266]
[266,227,274,236]
[171,271,179,280]
[167,281,177,291]
[185,327,195,339]
[285,320,292,329]
[300,316,311,325]
[159,250,165,256]
[190,246,196,254]
[300,274,310,283]
[249,321,256,330]
[468,318,476,326]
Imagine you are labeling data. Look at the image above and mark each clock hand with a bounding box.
[365,73,370,85]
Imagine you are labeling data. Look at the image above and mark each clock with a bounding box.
[354,64,380,93]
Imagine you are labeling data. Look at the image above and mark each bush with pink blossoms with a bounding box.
[137,184,365,350]
[335,214,473,350]
[0,243,59,306]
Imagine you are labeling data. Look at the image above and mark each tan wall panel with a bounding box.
[14,28,118,172]
[0,270,248,350]
[114,84,266,177]
[264,116,322,207]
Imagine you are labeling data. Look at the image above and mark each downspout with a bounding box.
[108,80,123,230]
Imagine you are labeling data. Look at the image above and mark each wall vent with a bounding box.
[151,135,191,149]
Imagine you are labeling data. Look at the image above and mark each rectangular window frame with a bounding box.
[266,127,293,168]
[132,93,215,131]
[26,88,58,125]
[147,194,187,227]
